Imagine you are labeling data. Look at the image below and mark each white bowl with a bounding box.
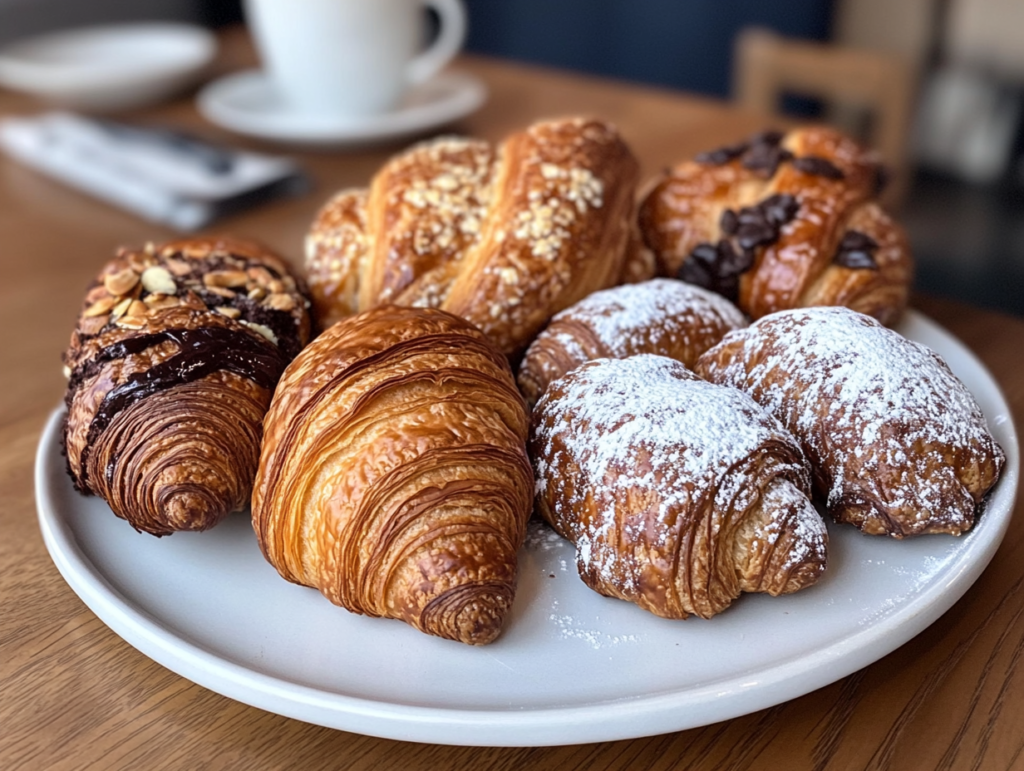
[0,22,216,111]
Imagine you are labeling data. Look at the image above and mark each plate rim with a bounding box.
[35,308,1020,746]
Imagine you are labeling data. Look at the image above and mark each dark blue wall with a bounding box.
[464,0,835,98]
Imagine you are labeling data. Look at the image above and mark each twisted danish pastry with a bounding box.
[517,278,746,408]
[305,117,648,356]
[638,126,912,325]
[61,237,312,535]
[530,355,827,619]
[252,306,533,645]
[695,307,1005,537]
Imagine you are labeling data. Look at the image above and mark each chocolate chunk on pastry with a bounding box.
[695,307,1005,537]
[62,237,312,536]
[517,278,746,408]
[639,126,912,326]
[531,355,827,619]
[252,306,533,645]
[305,117,650,357]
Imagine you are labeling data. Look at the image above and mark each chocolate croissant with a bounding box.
[530,354,828,619]
[638,126,912,325]
[252,306,533,645]
[517,277,746,408]
[305,117,650,357]
[695,307,1005,537]
[62,237,312,536]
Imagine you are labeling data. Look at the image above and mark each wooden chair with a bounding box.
[733,27,917,206]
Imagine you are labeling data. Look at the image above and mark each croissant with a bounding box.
[252,306,534,645]
[517,277,746,408]
[305,117,652,357]
[695,307,1005,537]
[530,354,828,619]
[61,237,312,536]
[638,126,912,326]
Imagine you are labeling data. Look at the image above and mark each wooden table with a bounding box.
[2,28,1022,771]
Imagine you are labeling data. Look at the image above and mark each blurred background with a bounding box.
[1,0,1021,316]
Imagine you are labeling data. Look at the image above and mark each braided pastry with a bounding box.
[695,307,1005,537]
[638,126,912,325]
[518,278,746,408]
[305,117,649,357]
[62,237,312,535]
[530,355,828,620]
[252,306,533,645]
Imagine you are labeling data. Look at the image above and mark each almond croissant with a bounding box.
[61,237,312,536]
[638,126,912,325]
[305,117,652,357]
[252,306,534,645]
[695,307,1005,537]
[517,278,746,408]
[530,354,828,619]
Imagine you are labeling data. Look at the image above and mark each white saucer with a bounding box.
[0,23,216,111]
[196,69,487,148]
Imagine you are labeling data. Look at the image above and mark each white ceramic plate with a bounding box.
[36,310,1019,747]
[0,23,216,111]
[196,69,486,148]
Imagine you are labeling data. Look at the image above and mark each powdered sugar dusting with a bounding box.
[531,355,821,617]
[698,306,1005,536]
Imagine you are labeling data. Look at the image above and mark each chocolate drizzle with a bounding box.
[74,326,286,488]
[833,230,880,269]
[678,193,800,301]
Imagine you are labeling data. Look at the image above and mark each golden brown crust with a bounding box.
[530,355,827,619]
[252,306,534,645]
[305,117,642,357]
[517,278,747,409]
[638,126,912,326]
[695,307,1005,537]
[61,236,312,536]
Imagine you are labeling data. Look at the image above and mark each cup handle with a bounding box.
[407,0,467,84]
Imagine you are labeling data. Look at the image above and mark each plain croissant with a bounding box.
[305,117,654,357]
[61,237,312,535]
[638,126,912,325]
[252,306,534,645]
[530,354,828,619]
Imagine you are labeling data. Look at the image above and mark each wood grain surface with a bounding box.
[1,28,1022,771]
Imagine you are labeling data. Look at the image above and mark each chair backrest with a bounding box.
[733,27,917,206]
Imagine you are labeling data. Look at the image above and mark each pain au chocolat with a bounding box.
[62,237,311,536]
[638,126,912,325]
[304,117,653,358]
[252,306,533,645]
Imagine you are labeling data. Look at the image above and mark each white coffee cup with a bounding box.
[243,0,467,118]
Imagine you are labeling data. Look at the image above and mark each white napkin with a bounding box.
[0,111,309,230]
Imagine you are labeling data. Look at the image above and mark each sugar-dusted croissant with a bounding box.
[530,354,827,619]
[696,307,1005,537]
[252,306,534,645]
[305,117,651,357]
[638,126,912,325]
[517,277,746,408]
[62,237,312,536]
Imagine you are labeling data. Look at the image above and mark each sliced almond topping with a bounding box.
[84,295,117,317]
[104,268,139,296]
[126,300,148,317]
[247,266,275,286]
[144,294,180,310]
[205,286,236,299]
[126,251,155,273]
[241,321,278,345]
[179,291,206,310]
[266,293,295,312]
[216,306,242,319]
[110,297,133,320]
[165,258,192,277]
[268,279,285,294]
[141,266,177,295]
[62,364,72,379]
[204,270,249,288]
[115,315,146,330]
[247,286,267,301]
